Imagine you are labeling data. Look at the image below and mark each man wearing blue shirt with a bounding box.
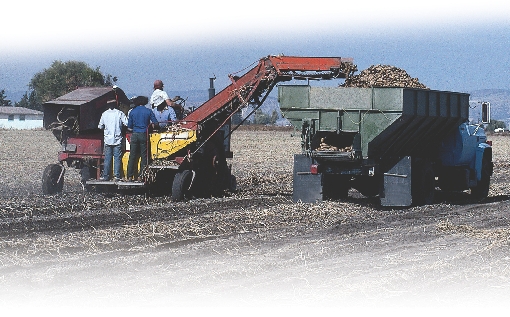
[98,100,128,181]
[127,99,158,181]
[153,101,176,128]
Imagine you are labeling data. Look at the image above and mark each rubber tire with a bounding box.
[471,155,492,200]
[42,164,64,195]
[412,164,435,206]
[172,170,193,202]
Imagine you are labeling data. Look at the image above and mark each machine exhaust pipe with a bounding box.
[208,76,216,100]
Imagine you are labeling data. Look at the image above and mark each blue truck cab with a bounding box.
[438,121,493,198]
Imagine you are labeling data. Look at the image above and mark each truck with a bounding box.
[42,55,356,200]
[279,86,493,206]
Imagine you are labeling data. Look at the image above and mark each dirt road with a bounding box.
[0,130,509,315]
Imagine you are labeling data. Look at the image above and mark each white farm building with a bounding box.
[0,106,43,129]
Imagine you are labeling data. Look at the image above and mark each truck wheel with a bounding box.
[172,170,192,202]
[42,164,65,195]
[471,155,492,200]
[413,164,435,206]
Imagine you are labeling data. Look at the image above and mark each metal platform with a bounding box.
[86,180,146,188]
[149,165,179,170]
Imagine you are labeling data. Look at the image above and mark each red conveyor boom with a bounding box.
[182,55,355,130]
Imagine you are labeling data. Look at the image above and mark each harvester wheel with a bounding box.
[172,170,193,202]
[471,154,492,200]
[42,164,65,195]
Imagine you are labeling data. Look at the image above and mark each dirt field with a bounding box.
[1,128,510,315]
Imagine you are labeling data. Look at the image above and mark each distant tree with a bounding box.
[251,109,279,125]
[253,109,271,125]
[15,91,37,109]
[486,119,506,132]
[270,110,279,125]
[0,89,12,107]
[27,60,117,111]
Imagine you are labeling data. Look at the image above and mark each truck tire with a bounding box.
[42,164,64,195]
[172,170,192,202]
[412,164,435,206]
[471,155,492,200]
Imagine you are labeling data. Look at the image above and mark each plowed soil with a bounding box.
[1,129,510,314]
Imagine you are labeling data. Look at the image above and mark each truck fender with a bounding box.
[475,143,492,181]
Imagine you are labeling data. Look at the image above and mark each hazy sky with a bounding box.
[1,1,510,100]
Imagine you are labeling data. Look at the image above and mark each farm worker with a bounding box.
[98,99,128,181]
[152,100,176,128]
[150,79,184,119]
[127,97,158,181]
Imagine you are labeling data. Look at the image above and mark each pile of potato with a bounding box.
[343,65,428,89]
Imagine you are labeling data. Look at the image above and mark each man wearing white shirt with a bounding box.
[98,99,128,181]
[150,79,183,119]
